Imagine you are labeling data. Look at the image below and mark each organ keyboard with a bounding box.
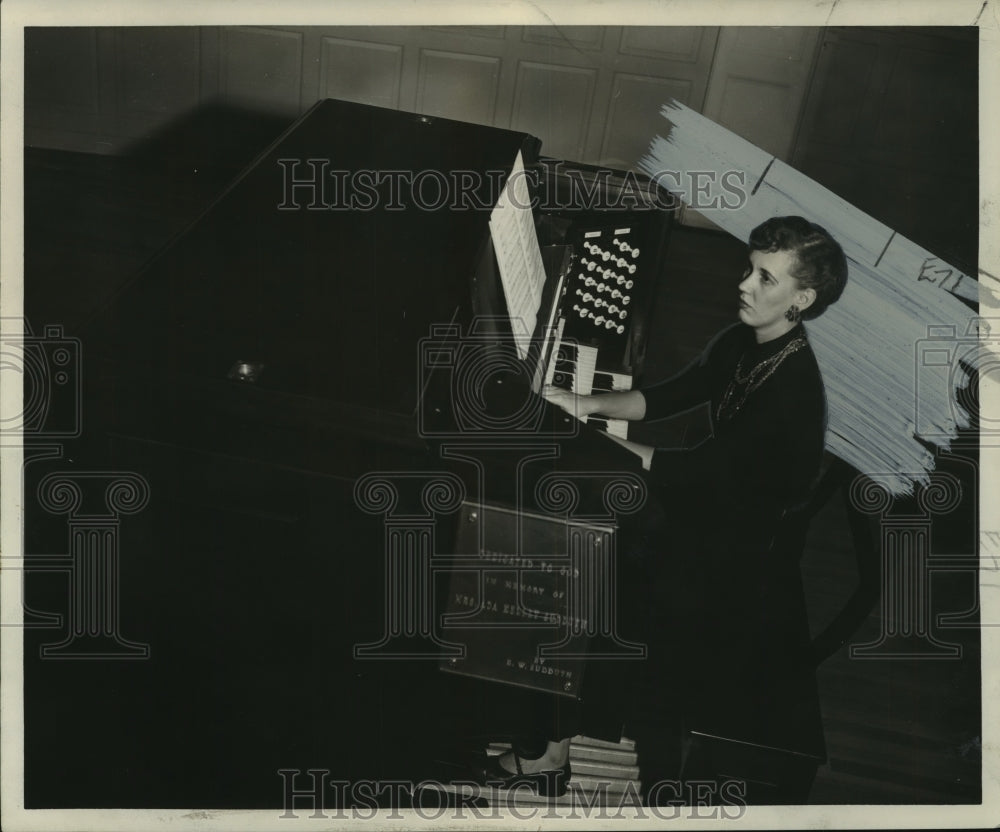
[545,337,633,438]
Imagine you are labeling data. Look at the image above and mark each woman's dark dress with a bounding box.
[633,320,825,650]
[606,321,827,776]
[481,322,828,769]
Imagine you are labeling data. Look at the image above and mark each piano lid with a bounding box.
[88,99,540,423]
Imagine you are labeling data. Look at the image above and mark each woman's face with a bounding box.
[737,248,811,342]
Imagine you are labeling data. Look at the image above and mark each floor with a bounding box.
[21,138,982,805]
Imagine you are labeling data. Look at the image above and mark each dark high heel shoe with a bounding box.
[479,753,571,797]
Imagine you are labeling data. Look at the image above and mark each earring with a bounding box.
[785,305,800,323]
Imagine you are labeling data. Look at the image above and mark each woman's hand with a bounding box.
[602,433,655,471]
[541,386,590,418]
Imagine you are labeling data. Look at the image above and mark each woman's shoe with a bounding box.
[479,753,571,797]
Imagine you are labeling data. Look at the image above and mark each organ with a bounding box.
[33,97,824,808]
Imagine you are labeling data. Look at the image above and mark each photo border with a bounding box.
[2,1,997,829]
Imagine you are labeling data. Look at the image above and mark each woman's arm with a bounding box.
[542,388,647,420]
[541,387,655,468]
[542,325,740,426]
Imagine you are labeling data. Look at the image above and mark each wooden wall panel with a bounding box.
[521,26,605,51]
[29,23,838,186]
[802,39,879,148]
[219,27,304,115]
[733,25,812,60]
[415,49,500,125]
[680,26,820,228]
[115,27,201,116]
[717,76,796,157]
[589,26,717,167]
[425,25,506,41]
[510,61,596,161]
[873,44,974,162]
[320,36,403,110]
[24,25,724,161]
[702,27,820,160]
[600,73,694,168]
[618,26,707,62]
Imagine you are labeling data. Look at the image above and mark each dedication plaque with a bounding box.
[440,501,615,698]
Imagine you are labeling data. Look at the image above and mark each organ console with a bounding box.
[29,97,824,809]
[542,214,664,439]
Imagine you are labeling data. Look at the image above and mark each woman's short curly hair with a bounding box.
[748,216,848,320]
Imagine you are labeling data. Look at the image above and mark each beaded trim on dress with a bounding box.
[715,335,807,423]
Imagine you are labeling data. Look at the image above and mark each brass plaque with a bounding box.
[439,501,613,698]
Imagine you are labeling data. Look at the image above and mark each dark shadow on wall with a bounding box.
[791,26,978,276]
[25,100,297,333]
[120,98,298,184]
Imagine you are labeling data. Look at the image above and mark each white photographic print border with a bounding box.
[2,1,996,829]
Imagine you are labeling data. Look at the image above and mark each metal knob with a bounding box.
[227,361,264,383]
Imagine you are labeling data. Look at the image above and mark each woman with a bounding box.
[480,215,848,797]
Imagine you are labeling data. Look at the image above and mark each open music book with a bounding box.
[488,151,547,361]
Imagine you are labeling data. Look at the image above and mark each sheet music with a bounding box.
[489,151,546,359]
